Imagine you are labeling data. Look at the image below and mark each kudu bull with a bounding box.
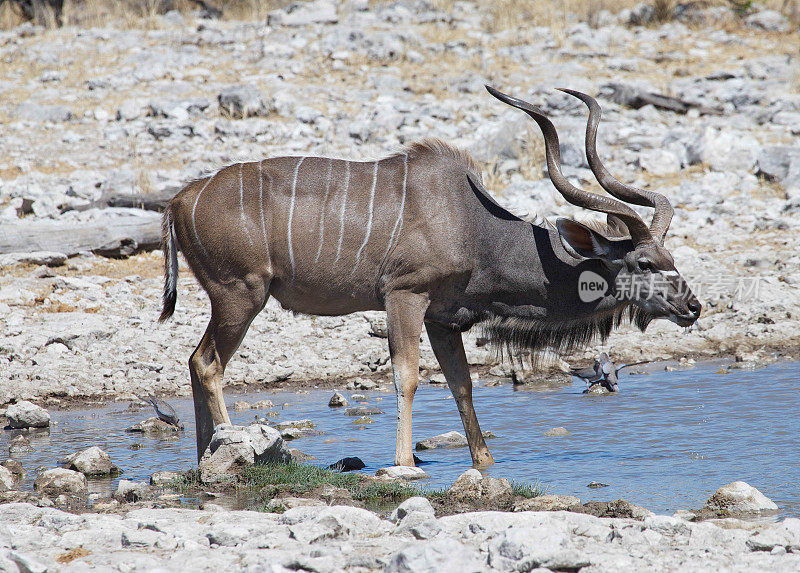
[159,86,701,465]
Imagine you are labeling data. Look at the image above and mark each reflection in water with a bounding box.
[2,361,798,517]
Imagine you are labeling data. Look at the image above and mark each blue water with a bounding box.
[3,360,798,517]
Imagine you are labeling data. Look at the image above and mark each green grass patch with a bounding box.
[169,468,201,491]
[172,462,548,514]
[240,462,422,511]
[510,479,547,499]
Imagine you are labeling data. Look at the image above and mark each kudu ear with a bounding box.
[556,218,615,260]
[606,214,629,237]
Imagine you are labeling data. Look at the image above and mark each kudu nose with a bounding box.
[687,300,701,318]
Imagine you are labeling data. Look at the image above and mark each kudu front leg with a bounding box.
[426,322,494,466]
[386,292,429,467]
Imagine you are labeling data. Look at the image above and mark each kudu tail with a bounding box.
[159,207,179,322]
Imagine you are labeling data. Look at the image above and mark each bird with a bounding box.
[139,395,183,429]
[570,353,648,393]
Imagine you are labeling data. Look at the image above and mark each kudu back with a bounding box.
[160,87,700,465]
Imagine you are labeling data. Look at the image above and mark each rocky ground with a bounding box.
[1,2,799,568]
[1,1,799,406]
[1,425,799,572]
[1,479,799,572]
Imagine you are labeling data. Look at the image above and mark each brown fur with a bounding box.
[404,138,482,178]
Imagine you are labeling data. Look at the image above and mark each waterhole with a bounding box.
[2,361,798,517]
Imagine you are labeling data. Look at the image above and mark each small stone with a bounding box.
[387,538,484,572]
[218,84,269,119]
[127,417,180,434]
[61,446,120,476]
[114,479,150,502]
[13,103,72,122]
[328,391,349,408]
[268,0,338,26]
[233,400,251,411]
[34,468,87,495]
[745,9,790,32]
[354,378,378,390]
[543,427,571,437]
[150,471,184,486]
[4,550,48,573]
[289,448,317,462]
[390,496,435,523]
[274,419,316,430]
[351,394,367,401]
[429,374,447,384]
[344,406,384,416]
[415,431,468,450]
[353,416,374,425]
[513,494,581,512]
[448,469,512,500]
[328,457,365,472]
[704,481,778,514]
[488,365,507,377]
[0,252,66,267]
[280,427,323,440]
[368,316,388,338]
[376,466,429,480]
[587,481,609,488]
[580,499,654,520]
[0,466,15,491]
[1,459,24,478]
[5,400,50,429]
[251,400,275,409]
[9,435,34,453]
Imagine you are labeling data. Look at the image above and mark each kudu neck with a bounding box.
[476,219,627,322]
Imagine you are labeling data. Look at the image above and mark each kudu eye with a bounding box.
[637,258,654,272]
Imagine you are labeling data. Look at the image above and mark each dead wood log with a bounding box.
[0,210,161,258]
[600,82,723,115]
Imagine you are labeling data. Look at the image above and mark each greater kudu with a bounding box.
[159,87,701,465]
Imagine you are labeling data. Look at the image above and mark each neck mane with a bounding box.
[479,304,653,363]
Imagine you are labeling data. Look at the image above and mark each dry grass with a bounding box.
[517,125,546,182]
[488,0,641,32]
[487,0,800,31]
[0,0,288,29]
[2,0,798,31]
[481,162,508,193]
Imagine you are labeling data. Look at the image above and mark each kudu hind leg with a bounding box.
[190,282,268,461]
[386,292,429,467]
[425,323,494,466]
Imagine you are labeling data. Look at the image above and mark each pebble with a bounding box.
[328,391,349,407]
[375,466,429,480]
[344,406,384,416]
[60,446,120,476]
[543,427,572,437]
[415,431,468,450]
[5,401,50,429]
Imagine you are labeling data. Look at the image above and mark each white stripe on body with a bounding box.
[334,162,351,263]
[191,173,216,259]
[380,154,408,268]
[239,163,254,247]
[314,158,334,265]
[258,160,273,275]
[287,157,304,280]
[351,161,379,275]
